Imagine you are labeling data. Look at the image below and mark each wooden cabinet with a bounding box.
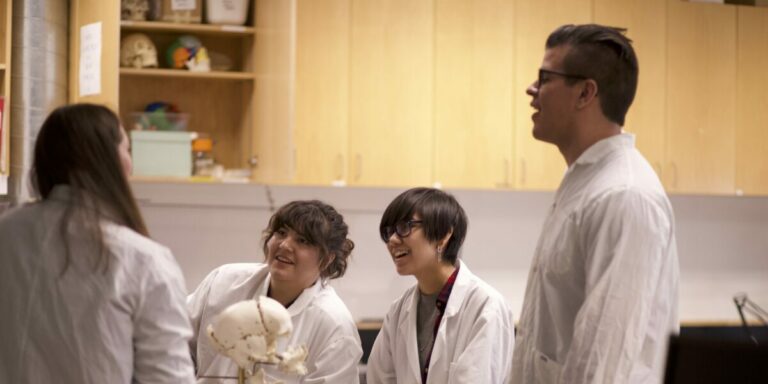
[70,0,259,176]
[67,0,768,195]
[434,0,515,189]
[294,0,436,188]
[736,6,768,195]
[0,0,10,194]
[294,0,350,186]
[347,0,434,187]
[666,0,736,194]
[594,0,666,178]
[513,0,591,190]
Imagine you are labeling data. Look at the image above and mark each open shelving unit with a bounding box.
[71,0,260,175]
[117,7,257,170]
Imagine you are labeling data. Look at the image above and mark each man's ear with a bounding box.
[577,79,599,109]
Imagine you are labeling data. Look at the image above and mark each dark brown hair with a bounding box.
[546,24,638,126]
[379,187,468,265]
[262,200,354,280]
[32,103,148,273]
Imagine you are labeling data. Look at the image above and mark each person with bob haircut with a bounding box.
[188,200,363,383]
[0,103,195,383]
[366,187,515,384]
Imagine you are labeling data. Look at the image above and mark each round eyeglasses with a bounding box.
[382,219,423,240]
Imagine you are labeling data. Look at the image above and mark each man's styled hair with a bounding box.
[379,187,468,265]
[546,24,639,126]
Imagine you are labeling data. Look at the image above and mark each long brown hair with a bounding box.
[32,103,148,273]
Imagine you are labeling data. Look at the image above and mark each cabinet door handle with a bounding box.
[498,158,510,188]
[248,156,259,168]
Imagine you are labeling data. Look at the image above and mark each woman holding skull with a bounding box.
[187,200,363,383]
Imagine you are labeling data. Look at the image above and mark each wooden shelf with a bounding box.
[0,64,5,70]
[120,68,255,80]
[120,20,255,37]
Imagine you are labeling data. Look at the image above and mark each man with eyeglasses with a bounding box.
[511,24,679,384]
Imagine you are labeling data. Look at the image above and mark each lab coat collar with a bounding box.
[443,260,473,318]
[402,285,423,381]
[46,184,121,224]
[400,260,475,381]
[47,184,72,201]
[572,132,635,167]
[257,272,322,317]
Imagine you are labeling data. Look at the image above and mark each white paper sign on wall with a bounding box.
[79,22,102,97]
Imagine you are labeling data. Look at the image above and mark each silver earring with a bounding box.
[437,246,443,254]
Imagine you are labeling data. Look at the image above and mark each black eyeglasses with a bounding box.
[538,68,588,87]
[383,219,423,240]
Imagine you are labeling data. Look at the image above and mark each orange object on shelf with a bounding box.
[192,137,212,152]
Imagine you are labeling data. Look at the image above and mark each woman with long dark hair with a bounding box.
[0,103,195,383]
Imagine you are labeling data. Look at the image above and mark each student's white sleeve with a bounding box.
[304,332,362,384]
[447,301,515,384]
[134,249,196,383]
[186,266,221,364]
[365,311,397,384]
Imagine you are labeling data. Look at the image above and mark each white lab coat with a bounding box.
[0,186,195,384]
[511,134,680,384]
[188,263,362,383]
[367,261,515,384]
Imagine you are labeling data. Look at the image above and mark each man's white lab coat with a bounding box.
[511,134,680,384]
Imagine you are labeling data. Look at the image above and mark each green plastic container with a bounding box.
[131,130,194,177]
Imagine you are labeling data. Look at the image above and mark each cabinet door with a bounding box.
[294,0,350,185]
[666,0,736,194]
[434,0,514,189]
[594,0,666,179]
[254,0,295,183]
[736,6,768,195]
[69,0,120,109]
[513,0,591,190]
[348,0,433,187]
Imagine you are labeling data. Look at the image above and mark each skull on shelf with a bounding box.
[121,0,149,21]
[120,33,158,69]
[207,296,308,384]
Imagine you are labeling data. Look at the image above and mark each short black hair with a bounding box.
[262,200,354,280]
[379,188,467,265]
[546,24,638,126]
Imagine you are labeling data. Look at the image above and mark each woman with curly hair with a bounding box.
[188,200,362,383]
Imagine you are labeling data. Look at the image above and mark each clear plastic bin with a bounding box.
[206,0,249,26]
[129,111,189,132]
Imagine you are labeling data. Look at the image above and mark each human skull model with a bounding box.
[121,0,149,21]
[120,33,158,69]
[207,296,308,384]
